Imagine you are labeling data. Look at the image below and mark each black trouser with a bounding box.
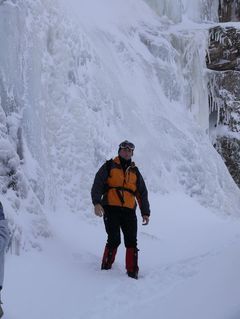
[103,206,137,248]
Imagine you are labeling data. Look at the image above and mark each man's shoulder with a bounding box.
[105,158,113,175]
[131,162,139,171]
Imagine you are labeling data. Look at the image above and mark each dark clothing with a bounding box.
[103,206,137,248]
[91,157,150,216]
[0,202,9,289]
[118,156,131,172]
[91,163,109,206]
[92,155,150,276]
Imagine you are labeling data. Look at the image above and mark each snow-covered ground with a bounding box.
[4,192,240,319]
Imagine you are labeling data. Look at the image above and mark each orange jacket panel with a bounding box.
[107,158,137,209]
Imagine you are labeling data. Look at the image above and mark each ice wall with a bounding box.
[144,0,219,22]
[0,1,50,252]
[1,0,240,251]
[39,0,240,216]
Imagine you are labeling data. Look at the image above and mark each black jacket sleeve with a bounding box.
[136,169,150,216]
[91,163,109,206]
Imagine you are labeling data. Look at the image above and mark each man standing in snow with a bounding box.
[91,140,150,279]
[0,202,10,318]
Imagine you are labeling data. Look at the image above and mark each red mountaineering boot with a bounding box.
[126,247,139,279]
[101,245,117,270]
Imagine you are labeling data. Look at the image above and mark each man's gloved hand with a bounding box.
[142,215,149,225]
[94,204,104,217]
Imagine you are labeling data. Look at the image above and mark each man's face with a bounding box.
[119,147,133,160]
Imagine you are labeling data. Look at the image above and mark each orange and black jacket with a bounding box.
[91,156,150,216]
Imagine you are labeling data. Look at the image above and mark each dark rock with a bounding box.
[215,137,240,187]
[206,26,240,71]
[207,2,240,187]
[218,0,240,22]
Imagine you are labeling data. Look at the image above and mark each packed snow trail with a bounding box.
[4,193,240,319]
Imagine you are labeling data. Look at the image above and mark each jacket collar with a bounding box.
[114,156,135,169]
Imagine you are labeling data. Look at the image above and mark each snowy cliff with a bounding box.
[206,1,240,189]
[0,0,240,250]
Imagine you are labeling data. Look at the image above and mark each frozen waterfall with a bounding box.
[144,0,219,22]
[0,0,240,250]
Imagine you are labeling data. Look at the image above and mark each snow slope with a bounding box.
[5,193,240,319]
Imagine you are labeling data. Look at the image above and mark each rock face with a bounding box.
[207,1,240,187]
[207,26,240,71]
[218,0,240,22]
[216,137,240,186]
